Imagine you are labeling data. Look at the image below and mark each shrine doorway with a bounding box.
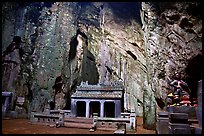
[104,102,115,117]
[185,54,202,99]
[89,101,100,117]
[76,101,86,117]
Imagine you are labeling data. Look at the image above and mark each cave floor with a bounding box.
[2,116,155,134]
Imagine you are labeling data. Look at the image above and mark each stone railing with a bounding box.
[30,110,66,127]
[96,117,130,130]
[91,112,136,132]
[50,110,71,118]
[121,112,130,118]
[31,112,60,125]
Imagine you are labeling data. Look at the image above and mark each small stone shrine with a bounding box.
[70,81,124,118]
[2,91,17,118]
[2,92,13,113]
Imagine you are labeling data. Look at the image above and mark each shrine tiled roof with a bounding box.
[77,87,123,91]
[72,81,124,99]
[71,91,123,98]
[76,81,124,91]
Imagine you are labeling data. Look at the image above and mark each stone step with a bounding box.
[169,122,191,134]
[157,111,169,118]
[64,122,93,129]
[188,119,199,124]
[156,117,169,134]
[169,113,188,124]
[97,127,117,131]
[64,117,93,124]
[166,106,197,119]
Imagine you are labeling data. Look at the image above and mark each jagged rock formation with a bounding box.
[2,2,202,130]
[141,2,202,129]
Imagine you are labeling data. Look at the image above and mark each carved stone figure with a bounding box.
[169,71,191,106]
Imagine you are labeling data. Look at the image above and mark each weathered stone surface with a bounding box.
[141,2,202,129]
[169,123,191,134]
[156,117,169,134]
[166,106,197,119]
[158,111,169,118]
[169,113,188,124]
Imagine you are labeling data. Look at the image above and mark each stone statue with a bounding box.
[168,71,191,106]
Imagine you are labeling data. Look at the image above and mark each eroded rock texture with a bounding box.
[141,2,202,129]
[2,2,202,130]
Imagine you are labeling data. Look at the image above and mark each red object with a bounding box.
[192,98,198,102]
[180,95,190,100]
[180,100,191,106]
[193,104,198,106]
[180,100,191,103]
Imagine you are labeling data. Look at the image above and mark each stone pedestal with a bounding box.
[156,112,169,134]
[169,113,188,124]
[44,105,50,115]
[168,113,190,134]
[130,111,136,130]
[166,106,197,119]
[169,123,191,134]
[59,111,65,126]
[92,113,98,130]
[30,111,37,122]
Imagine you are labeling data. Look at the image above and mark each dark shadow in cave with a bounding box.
[68,29,88,62]
[78,2,92,7]
[68,35,78,62]
[186,2,202,18]
[185,54,202,99]
[81,48,99,85]
[63,92,71,110]
[107,2,142,26]
[65,29,99,109]
[69,28,99,85]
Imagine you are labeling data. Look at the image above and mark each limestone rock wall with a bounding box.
[76,3,147,115]
[2,2,147,117]
[2,2,80,114]
[141,2,202,129]
[2,2,202,130]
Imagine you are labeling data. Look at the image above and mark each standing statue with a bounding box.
[168,71,191,106]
